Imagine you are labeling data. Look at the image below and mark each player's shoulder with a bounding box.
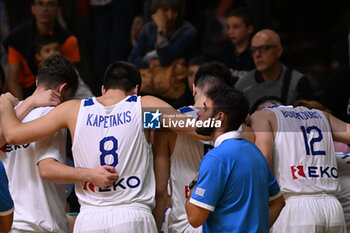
[251,108,275,122]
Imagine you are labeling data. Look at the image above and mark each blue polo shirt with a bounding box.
[190,131,280,233]
[0,160,14,216]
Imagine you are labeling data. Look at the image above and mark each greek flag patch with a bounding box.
[195,187,206,197]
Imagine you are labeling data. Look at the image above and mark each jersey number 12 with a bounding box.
[300,126,326,156]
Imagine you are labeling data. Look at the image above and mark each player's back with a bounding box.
[169,106,207,233]
[1,105,67,233]
[267,106,338,195]
[72,95,155,209]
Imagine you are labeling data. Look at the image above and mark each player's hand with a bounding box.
[0,92,19,107]
[29,89,61,107]
[152,9,167,30]
[89,165,119,189]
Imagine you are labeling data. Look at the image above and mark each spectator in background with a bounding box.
[2,0,80,100]
[235,29,313,108]
[201,0,233,58]
[90,0,142,90]
[218,7,255,80]
[34,35,93,99]
[186,56,211,94]
[128,0,196,68]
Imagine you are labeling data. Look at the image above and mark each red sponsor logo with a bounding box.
[83,182,95,192]
[291,165,306,179]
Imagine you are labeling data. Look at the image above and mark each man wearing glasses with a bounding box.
[3,0,80,100]
[235,29,313,108]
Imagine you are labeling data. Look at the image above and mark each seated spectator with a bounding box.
[218,7,255,79]
[201,0,233,58]
[34,35,93,99]
[235,29,313,108]
[128,0,196,68]
[187,56,211,93]
[2,0,80,100]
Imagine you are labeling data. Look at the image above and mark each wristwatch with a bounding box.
[188,180,197,190]
[157,29,166,37]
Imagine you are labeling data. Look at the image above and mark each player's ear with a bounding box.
[132,85,139,95]
[216,111,225,124]
[193,85,197,97]
[101,85,106,95]
[57,83,67,95]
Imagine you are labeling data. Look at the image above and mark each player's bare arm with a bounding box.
[0,213,13,233]
[38,158,119,189]
[0,90,61,147]
[153,129,175,232]
[250,110,275,168]
[268,194,285,227]
[185,177,210,228]
[324,111,350,144]
[0,96,80,145]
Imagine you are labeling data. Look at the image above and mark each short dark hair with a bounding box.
[250,95,283,114]
[151,0,185,27]
[103,61,142,92]
[34,35,60,54]
[188,56,211,67]
[194,61,235,90]
[37,55,78,94]
[227,7,253,27]
[207,86,249,131]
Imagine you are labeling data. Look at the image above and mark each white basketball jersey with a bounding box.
[72,96,155,209]
[1,105,67,233]
[335,152,350,232]
[169,106,209,233]
[267,106,338,195]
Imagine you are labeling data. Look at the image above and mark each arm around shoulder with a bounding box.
[325,111,350,144]
[0,99,80,145]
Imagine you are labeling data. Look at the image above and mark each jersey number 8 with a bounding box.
[99,136,119,167]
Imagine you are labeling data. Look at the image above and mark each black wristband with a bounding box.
[188,180,197,190]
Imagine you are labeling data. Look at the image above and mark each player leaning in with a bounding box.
[0,61,203,233]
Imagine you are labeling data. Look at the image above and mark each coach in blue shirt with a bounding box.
[186,86,285,233]
[0,160,14,233]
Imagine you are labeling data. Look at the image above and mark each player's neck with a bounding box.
[97,89,128,106]
[193,93,206,108]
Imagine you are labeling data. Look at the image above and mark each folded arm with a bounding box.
[38,158,119,189]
